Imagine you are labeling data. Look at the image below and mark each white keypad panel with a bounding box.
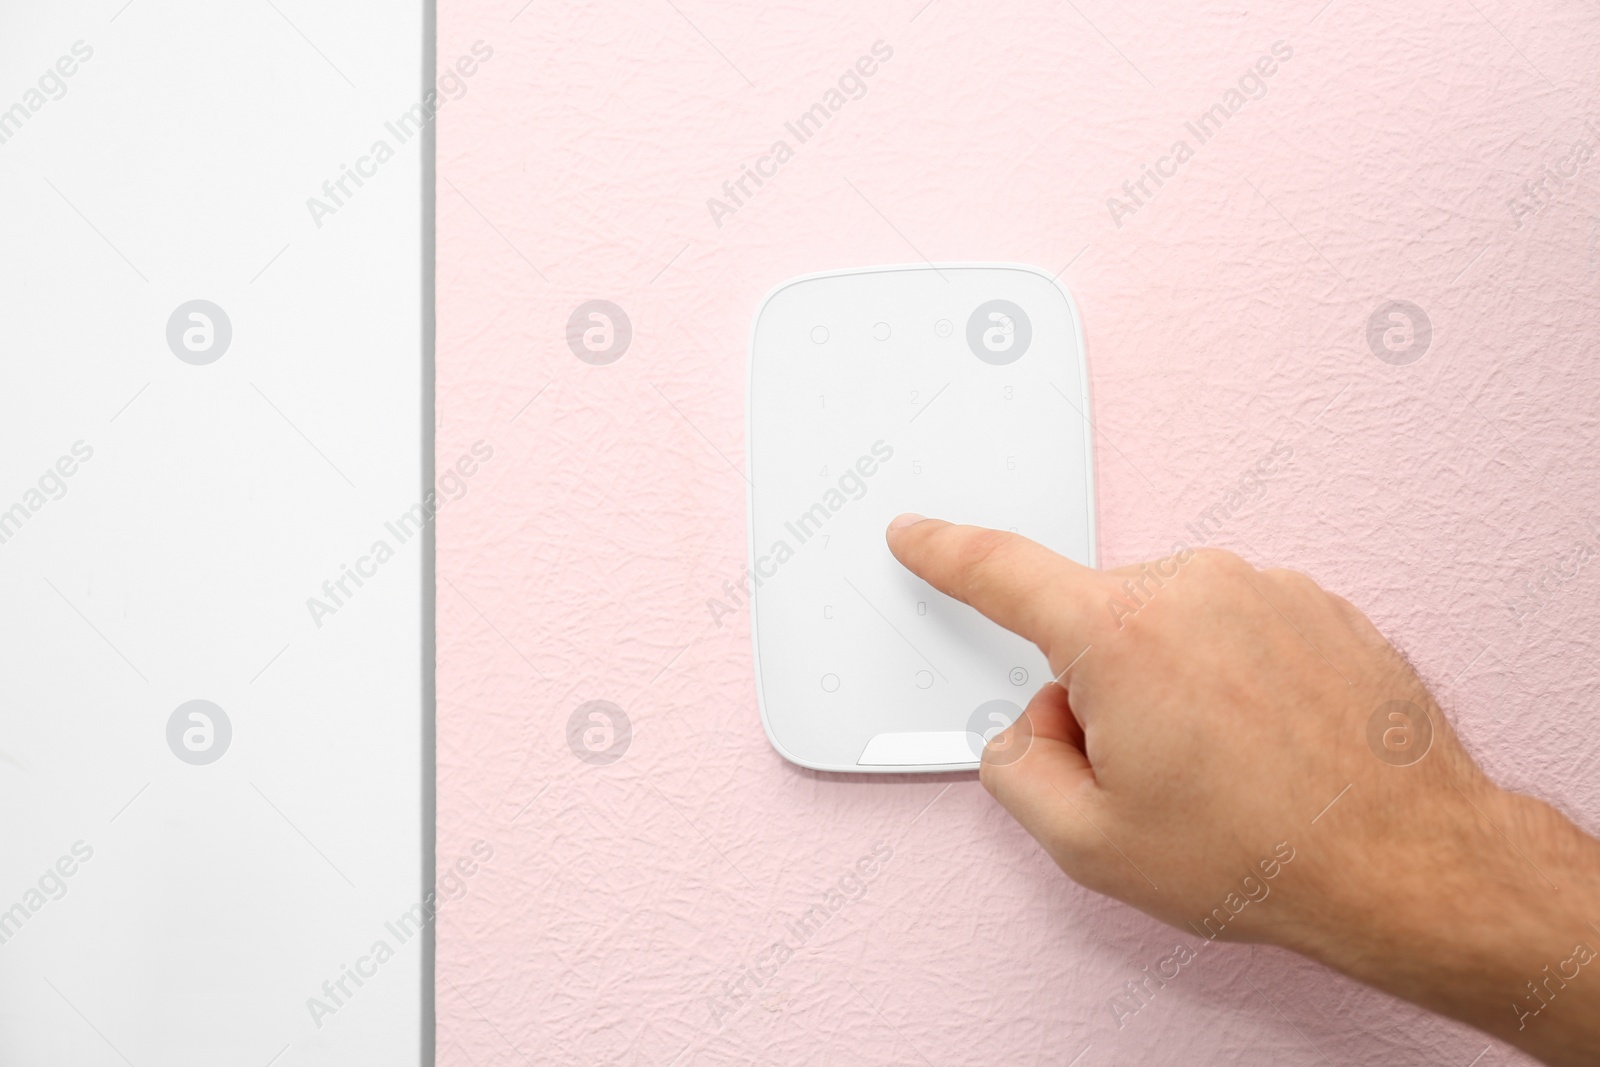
[748,265,1096,772]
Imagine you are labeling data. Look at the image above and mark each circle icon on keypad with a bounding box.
[966,300,1031,365]
[1009,667,1029,686]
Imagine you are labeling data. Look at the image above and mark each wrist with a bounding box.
[1302,781,1600,1062]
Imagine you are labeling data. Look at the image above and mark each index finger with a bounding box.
[884,514,1105,668]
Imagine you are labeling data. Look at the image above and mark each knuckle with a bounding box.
[1264,566,1324,603]
[1328,590,1368,626]
[1188,546,1249,579]
[1262,566,1306,590]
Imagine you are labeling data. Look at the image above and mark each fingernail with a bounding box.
[888,512,927,531]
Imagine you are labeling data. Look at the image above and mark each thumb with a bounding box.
[982,683,1104,860]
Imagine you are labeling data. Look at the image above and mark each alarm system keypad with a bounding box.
[750,267,1093,771]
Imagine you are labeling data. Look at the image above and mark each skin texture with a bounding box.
[885,514,1600,1066]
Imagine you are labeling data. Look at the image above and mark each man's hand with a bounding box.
[886,514,1600,1066]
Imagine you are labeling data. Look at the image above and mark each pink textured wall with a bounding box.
[436,2,1600,1063]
